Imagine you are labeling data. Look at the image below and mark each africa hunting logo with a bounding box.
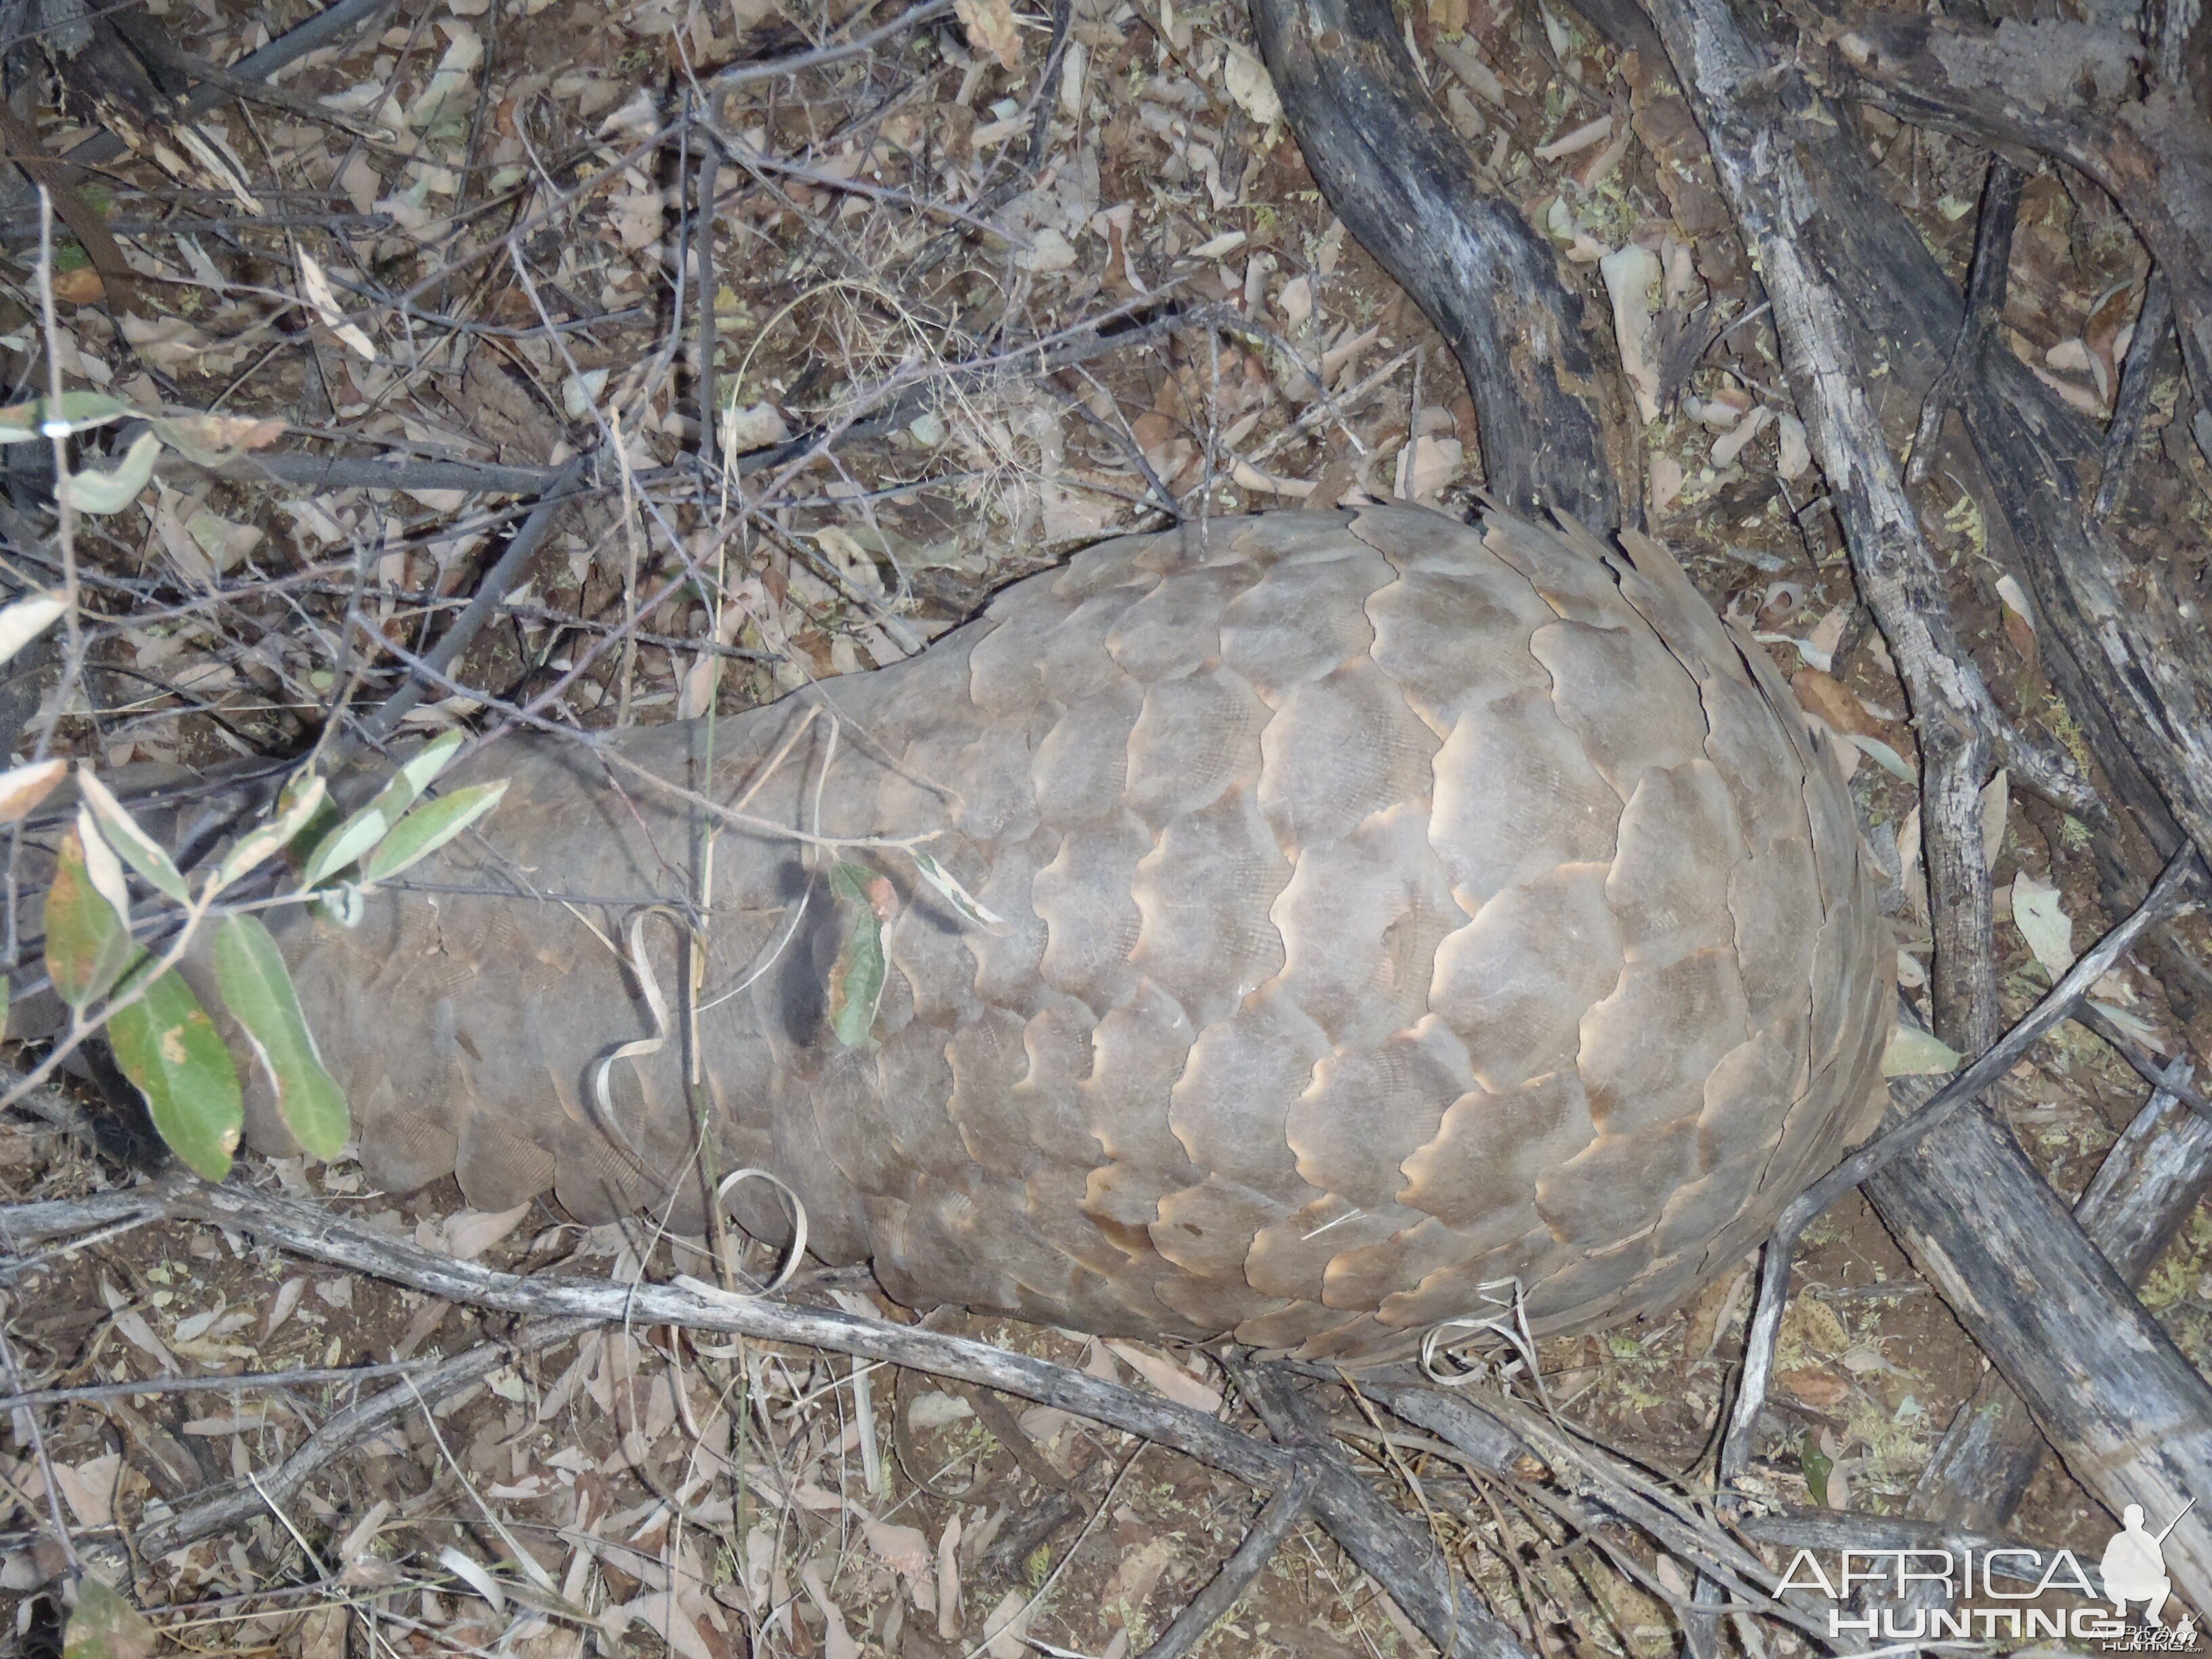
[1776,1500,2200,1648]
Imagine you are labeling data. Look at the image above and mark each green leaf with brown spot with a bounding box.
[213,913,348,1160]
[44,827,136,1009]
[108,960,241,1180]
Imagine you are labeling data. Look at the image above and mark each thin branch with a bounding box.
[1138,1460,1320,1659]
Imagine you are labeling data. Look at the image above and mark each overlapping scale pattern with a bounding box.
[274,506,1892,1357]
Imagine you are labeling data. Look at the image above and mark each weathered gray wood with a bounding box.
[1865,1099,2212,1606]
[1246,0,1626,529]
[1910,1059,2212,1534]
[1828,14,2212,431]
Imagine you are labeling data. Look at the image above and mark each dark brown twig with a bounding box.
[348,453,592,750]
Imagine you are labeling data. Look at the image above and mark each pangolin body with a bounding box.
[266,506,1893,1359]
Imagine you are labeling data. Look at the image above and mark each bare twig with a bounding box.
[1905,158,2022,489]
[2093,272,2175,520]
[1138,1460,1319,1659]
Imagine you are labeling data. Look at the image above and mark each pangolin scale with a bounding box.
[257,506,1893,1359]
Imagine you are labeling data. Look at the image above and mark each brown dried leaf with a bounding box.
[954,0,1023,70]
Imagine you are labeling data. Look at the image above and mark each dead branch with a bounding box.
[1136,1458,1319,1659]
[1247,0,1626,527]
[1904,157,2021,491]
[134,1319,594,1558]
[5,1178,1537,1659]
[1826,13,2212,426]
[1716,850,2203,1543]
[348,453,590,748]
[2094,272,2175,520]
[1898,1051,2211,1565]
[1233,1361,1537,1659]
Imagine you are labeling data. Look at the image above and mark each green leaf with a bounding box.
[827,861,888,1048]
[58,430,161,514]
[77,767,188,903]
[63,1574,155,1659]
[0,391,130,444]
[304,730,471,885]
[361,779,507,884]
[1884,1023,1963,1077]
[910,848,1010,936]
[1799,1433,1833,1509]
[107,960,242,1181]
[44,828,136,1008]
[213,913,348,1159]
[0,593,64,665]
[394,729,468,800]
[298,802,393,888]
[218,771,327,887]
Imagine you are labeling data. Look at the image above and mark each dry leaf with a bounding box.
[0,759,64,825]
[295,251,378,361]
[1221,45,1282,127]
[1406,434,1465,499]
[1980,768,2009,872]
[1599,244,1662,425]
[1104,1340,1223,1413]
[1776,1366,1850,1408]
[2011,870,2076,979]
[982,1589,1032,1659]
[52,265,104,306]
[1776,412,1811,479]
[954,0,1023,69]
[800,1563,863,1659]
[723,402,790,451]
[938,1515,963,1639]
[443,1203,531,1260]
[264,1275,308,1338]
[1790,668,1877,736]
[1712,403,1774,468]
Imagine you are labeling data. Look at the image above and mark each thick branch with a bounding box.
[1906,1056,2212,1544]
[1247,0,1625,528]
[1828,15,2212,419]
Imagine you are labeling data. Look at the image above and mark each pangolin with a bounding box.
[248,504,1891,1359]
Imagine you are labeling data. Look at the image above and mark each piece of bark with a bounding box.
[1247,0,1626,529]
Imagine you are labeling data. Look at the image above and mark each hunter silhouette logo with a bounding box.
[2101,1500,2198,1643]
